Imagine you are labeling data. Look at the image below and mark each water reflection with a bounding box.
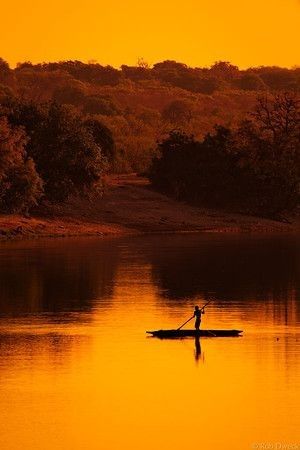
[0,235,299,450]
[139,235,300,328]
[0,235,299,323]
[0,332,90,378]
[194,336,202,362]
[147,235,300,302]
[0,239,120,317]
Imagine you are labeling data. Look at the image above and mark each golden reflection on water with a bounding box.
[0,235,299,450]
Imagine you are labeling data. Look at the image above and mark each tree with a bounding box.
[28,103,107,201]
[233,73,266,91]
[82,95,120,116]
[2,100,108,202]
[149,131,197,198]
[84,118,115,162]
[121,65,152,81]
[0,117,43,212]
[137,57,150,69]
[209,61,239,80]
[252,93,300,144]
[149,94,300,215]
[162,99,194,124]
[152,60,188,85]
[0,58,15,88]
[53,85,86,106]
[254,67,297,90]
[0,84,14,100]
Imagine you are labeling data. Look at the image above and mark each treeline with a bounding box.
[1,57,300,174]
[0,98,114,213]
[0,57,299,216]
[149,93,300,215]
[3,59,300,93]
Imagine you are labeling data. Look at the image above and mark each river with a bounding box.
[0,234,299,450]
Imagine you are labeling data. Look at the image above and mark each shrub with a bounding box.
[0,118,43,212]
[149,94,300,215]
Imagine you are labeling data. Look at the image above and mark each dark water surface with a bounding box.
[0,234,299,450]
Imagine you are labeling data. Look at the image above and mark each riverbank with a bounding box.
[0,174,299,240]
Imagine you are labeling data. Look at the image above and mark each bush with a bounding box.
[24,102,107,201]
[0,118,43,212]
[1,99,111,204]
[149,94,300,215]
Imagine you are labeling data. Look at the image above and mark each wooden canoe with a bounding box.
[146,329,243,338]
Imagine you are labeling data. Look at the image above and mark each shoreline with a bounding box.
[1,174,299,241]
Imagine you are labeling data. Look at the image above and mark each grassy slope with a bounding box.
[0,174,299,240]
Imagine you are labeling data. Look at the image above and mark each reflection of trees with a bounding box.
[0,239,120,316]
[147,235,300,304]
[0,234,299,320]
[0,333,90,375]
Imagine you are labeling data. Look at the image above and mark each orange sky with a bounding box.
[1,0,300,68]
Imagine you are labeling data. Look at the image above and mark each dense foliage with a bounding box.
[1,57,300,173]
[0,99,111,212]
[149,94,300,215]
[1,57,299,215]
[0,117,43,212]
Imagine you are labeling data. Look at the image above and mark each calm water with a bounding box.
[0,234,299,450]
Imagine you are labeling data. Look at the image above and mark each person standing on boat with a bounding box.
[194,305,205,330]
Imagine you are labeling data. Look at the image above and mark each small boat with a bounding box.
[146,329,243,338]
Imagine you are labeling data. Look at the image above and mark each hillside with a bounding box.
[0,59,299,225]
[1,58,300,173]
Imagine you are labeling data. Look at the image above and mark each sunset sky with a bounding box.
[1,0,300,68]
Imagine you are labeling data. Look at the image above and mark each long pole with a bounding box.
[201,299,213,310]
[177,299,214,330]
[177,315,194,330]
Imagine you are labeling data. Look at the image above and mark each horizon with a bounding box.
[3,57,300,71]
[1,0,300,69]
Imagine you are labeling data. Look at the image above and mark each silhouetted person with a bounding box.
[194,305,205,330]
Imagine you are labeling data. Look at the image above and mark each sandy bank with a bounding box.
[0,174,299,240]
